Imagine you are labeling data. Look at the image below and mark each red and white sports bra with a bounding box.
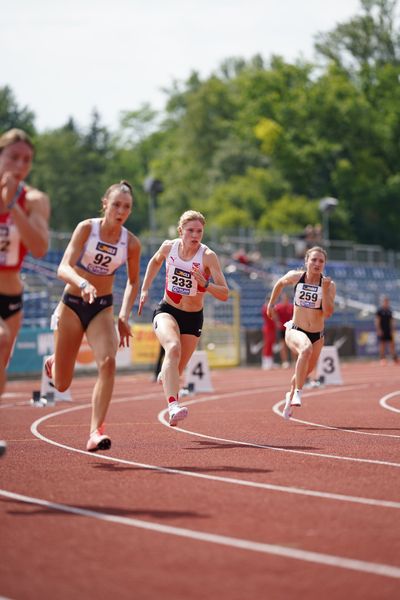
[0,186,28,270]
[165,239,208,304]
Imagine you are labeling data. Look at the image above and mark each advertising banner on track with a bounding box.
[354,322,400,357]
[7,324,161,375]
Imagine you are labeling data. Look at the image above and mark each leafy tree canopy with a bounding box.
[1,0,400,250]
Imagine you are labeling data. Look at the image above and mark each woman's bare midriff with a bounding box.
[292,306,324,332]
[0,270,23,295]
[163,294,204,312]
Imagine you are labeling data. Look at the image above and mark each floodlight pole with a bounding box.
[319,197,339,243]
[144,177,163,254]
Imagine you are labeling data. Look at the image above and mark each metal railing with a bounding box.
[49,229,400,269]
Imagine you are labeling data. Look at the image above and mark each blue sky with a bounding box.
[2,0,362,132]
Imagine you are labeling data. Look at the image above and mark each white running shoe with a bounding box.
[283,393,292,420]
[291,392,302,407]
[168,402,188,427]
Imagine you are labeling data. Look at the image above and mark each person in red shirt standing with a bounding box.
[274,292,294,368]
[0,129,50,399]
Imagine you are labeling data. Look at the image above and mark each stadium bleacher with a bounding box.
[223,258,400,330]
[21,249,400,331]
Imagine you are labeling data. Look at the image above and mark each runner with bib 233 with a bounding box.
[138,210,229,426]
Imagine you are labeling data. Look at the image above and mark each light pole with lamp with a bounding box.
[143,176,163,254]
[319,197,338,244]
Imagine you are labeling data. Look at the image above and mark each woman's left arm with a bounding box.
[10,188,50,257]
[322,277,336,318]
[118,234,141,347]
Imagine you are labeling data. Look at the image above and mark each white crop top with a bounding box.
[76,218,128,276]
[165,239,207,298]
[294,272,323,310]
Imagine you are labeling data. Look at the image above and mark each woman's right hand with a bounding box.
[138,290,148,316]
[81,281,97,304]
[0,171,19,209]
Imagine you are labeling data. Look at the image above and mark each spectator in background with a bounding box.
[313,223,323,245]
[232,247,251,266]
[296,224,314,258]
[375,296,397,364]
[273,292,294,368]
[0,129,50,400]
[303,224,316,249]
[296,224,323,258]
[261,299,276,370]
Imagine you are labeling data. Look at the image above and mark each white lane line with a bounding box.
[380,391,400,414]
[272,399,400,439]
[181,381,400,445]
[29,399,400,509]
[1,489,400,580]
[30,381,400,471]
[0,400,32,408]
[158,398,400,468]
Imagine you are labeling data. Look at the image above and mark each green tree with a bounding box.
[0,86,35,135]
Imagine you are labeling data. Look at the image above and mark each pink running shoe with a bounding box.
[168,402,188,427]
[86,428,111,452]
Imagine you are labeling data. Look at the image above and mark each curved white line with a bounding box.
[184,381,400,445]
[380,391,400,414]
[157,397,400,468]
[1,489,400,580]
[271,398,400,439]
[31,382,399,471]
[0,399,32,408]
[29,395,400,508]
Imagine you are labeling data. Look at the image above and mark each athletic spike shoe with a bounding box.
[168,402,188,427]
[283,392,292,420]
[86,428,111,452]
[0,440,7,458]
[291,392,302,407]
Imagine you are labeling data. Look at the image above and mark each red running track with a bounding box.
[1,361,400,600]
